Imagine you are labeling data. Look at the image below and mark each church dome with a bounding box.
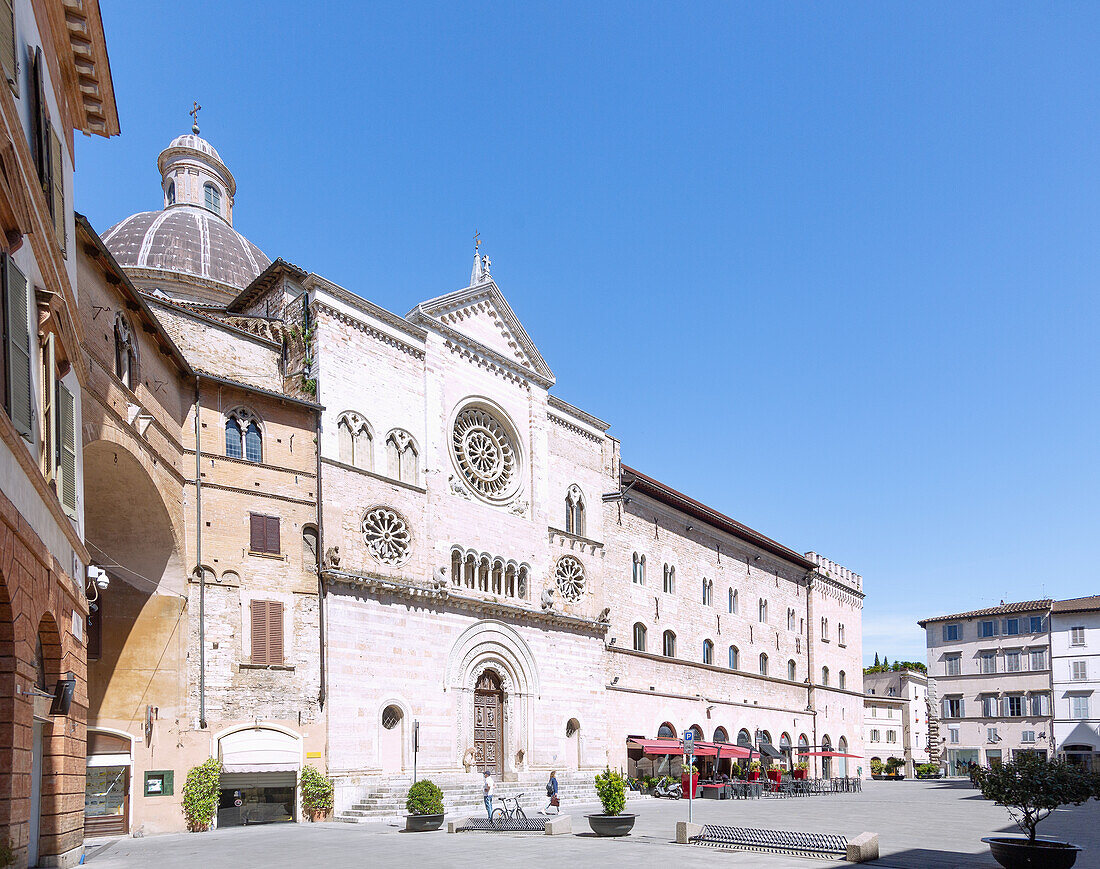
[102,124,270,301]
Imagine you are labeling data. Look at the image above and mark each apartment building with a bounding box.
[863,668,929,777]
[1050,596,1100,771]
[919,601,1053,776]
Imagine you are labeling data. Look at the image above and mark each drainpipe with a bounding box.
[315,399,325,710]
[195,376,206,729]
[804,569,816,777]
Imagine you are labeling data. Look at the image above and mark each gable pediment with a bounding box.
[408,280,555,385]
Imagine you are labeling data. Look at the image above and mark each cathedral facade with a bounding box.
[85,126,865,830]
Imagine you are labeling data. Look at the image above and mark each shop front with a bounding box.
[84,731,133,837]
[217,727,301,827]
[946,748,980,776]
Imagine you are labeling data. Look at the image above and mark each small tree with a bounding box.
[975,753,1095,843]
[299,765,334,814]
[594,767,626,815]
[182,758,222,832]
[405,779,444,816]
[874,652,880,667]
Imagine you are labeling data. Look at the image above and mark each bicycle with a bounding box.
[491,793,527,825]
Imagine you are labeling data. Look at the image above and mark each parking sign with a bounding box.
[683,729,694,755]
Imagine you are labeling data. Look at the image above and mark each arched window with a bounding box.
[737,729,752,747]
[632,552,646,585]
[337,412,373,470]
[114,314,136,389]
[302,524,319,571]
[633,622,647,652]
[203,182,221,214]
[822,666,829,687]
[758,598,768,623]
[225,408,262,462]
[787,608,796,631]
[689,724,704,742]
[713,726,729,743]
[788,659,797,680]
[702,578,713,606]
[663,563,675,594]
[657,722,676,738]
[728,587,735,613]
[780,732,791,755]
[838,623,845,645]
[702,639,713,665]
[839,670,846,689]
[821,617,829,640]
[565,485,586,536]
[166,180,175,205]
[386,429,419,483]
[728,645,739,670]
[662,629,676,658]
[759,652,769,676]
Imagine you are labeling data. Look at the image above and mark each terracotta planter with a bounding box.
[308,808,330,822]
[981,837,1080,869]
[586,813,636,837]
[405,813,444,832]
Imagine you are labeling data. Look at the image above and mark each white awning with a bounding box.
[218,728,300,775]
[221,763,298,774]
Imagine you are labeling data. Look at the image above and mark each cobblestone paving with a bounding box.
[84,780,1100,869]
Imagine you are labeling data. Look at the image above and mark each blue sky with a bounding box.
[78,2,1100,663]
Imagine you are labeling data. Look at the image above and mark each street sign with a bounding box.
[683,729,694,755]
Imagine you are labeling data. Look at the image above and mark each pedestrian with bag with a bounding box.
[542,769,559,815]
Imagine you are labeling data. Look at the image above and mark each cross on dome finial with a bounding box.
[190,101,202,134]
[469,232,492,285]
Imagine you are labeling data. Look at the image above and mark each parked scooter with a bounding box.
[654,778,683,799]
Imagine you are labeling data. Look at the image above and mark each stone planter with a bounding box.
[405,813,444,833]
[586,813,636,837]
[981,837,1080,869]
[307,808,330,822]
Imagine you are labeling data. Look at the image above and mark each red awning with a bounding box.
[627,738,684,756]
[798,750,862,758]
[701,742,754,759]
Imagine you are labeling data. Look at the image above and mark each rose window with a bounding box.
[452,407,518,502]
[554,555,586,602]
[362,506,411,566]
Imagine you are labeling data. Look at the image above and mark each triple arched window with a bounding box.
[203,182,221,214]
[386,429,419,484]
[632,553,646,585]
[225,408,262,463]
[565,485,586,536]
[337,412,373,470]
[702,639,714,665]
[633,622,647,652]
[114,314,136,390]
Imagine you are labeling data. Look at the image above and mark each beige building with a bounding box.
[862,668,928,777]
[919,601,1053,775]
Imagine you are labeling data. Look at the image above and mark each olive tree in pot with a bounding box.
[299,765,334,821]
[182,758,222,832]
[405,779,445,832]
[977,753,1093,869]
[587,767,635,836]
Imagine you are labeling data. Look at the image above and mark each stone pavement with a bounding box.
[84,780,1100,869]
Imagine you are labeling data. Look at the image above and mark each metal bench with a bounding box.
[454,816,548,833]
[691,824,848,860]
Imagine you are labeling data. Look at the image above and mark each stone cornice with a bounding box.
[145,294,283,351]
[313,301,425,358]
[323,568,610,635]
[307,275,428,342]
[547,395,610,432]
[809,570,865,605]
[547,527,605,555]
[547,411,603,443]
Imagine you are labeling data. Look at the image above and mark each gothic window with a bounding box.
[362,506,411,566]
[758,598,768,624]
[788,659,797,680]
[337,411,373,470]
[114,314,136,389]
[633,622,647,652]
[662,630,676,658]
[729,588,738,614]
[663,563,676,594]
[302,524,319,571]
[787,608,796,631]
[386,429,419,483]
[703,639,714,665]
[728,645,739,669]
[555,555,586,602]
[166,180,175,205]
[478,555,490,592]
[759,653,769,676]
[822,666,829,687]
[226,408,262,462]
[838,623,845,645]
[839,670,846,689]
[565,485,586,536]
[702,578,713,606]
[632,552,646,585]
[821,617,829,641]
[451,403,520,503]
[203,182,221,214]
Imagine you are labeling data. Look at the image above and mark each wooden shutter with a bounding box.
[265,516,280,554]
[41,331,54,482]
[249,513,265,552]
[0,0,15,95]
[57,380,76,514]
[250,599,268,665]
[267,600,284,665]
[30,48,46,186]
[49,127,63,252]
[4,253,31,438]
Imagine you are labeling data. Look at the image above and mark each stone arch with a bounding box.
[657,722,676,739]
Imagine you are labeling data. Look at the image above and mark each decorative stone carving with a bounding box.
[432,566,449,591]
[452,406,518,503]
[324,545,341,569]
[448,474,472,500]
[509,499,528,517]
[554,555,586,603]
[597,606,611,624]
[361,506,411,566]
[540,587,556,611]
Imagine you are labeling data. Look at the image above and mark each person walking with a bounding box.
[542,770,559,815]
[483,770,494,819]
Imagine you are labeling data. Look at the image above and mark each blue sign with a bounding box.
[683,730,694,754]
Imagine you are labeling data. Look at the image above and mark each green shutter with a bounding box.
[4,254,31,438]
[50,127,64,253]
[42,332,55,482]
[0,0,15,96]
[57,380,76,515]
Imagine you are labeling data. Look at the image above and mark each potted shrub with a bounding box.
[681,763,700,798]
[885,757,905,779]
[587,767,636,836]
[916,762,940,780]
[299,765,334,821]
[748,760,762,782]
[182,758,222,832]
[405,779,445,832]
[793,761,809,780]
[870,758,884,780]
[977,753,1090,869]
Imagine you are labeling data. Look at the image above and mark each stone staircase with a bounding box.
[335,770,601,823]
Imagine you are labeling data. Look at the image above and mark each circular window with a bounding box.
[362,506,411,566]
[382,705,403,730]
[451,405,520,503]
[555,555,586,602]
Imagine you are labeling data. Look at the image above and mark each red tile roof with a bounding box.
[1052,596,1100,614]
[918,599,1051,627]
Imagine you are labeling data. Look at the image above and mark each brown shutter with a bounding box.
[267,600,284,665]
[250,599,268,665]
[265,515,280,555]
[30,48,46,185]
[49,127,64,252]
[57,380,76,514]
[0,0,15,96]
[41,332,54,482]
[4,253,31,438]
[249,513,265,552]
